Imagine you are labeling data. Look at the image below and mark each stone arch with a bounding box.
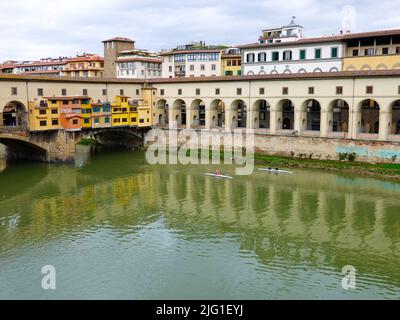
[210,99,225,127]
[253,99,270,129]
[190,99,206,127]
[0,134,47,161]
[358,99,380,134]
[270,70,278,75]
[329,67,339,72]
[298,68,307,73]
[247,71,255,75]
[283,69,292,74]
[231,99,247,128]
[393,63,400,69]
[172,99,187,126]
[328,99,350,132]
[376,63,388,70]
[361,64,372,71]
[258,70,266,75]
[313,68,322,73]
[276,99,295,130]
[2,101,28,128]
[156,99,168,125]
[390,100,400,134]
[302,99,321,131]
[345,65,356,71]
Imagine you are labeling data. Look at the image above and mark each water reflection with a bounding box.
[0,150,399,299]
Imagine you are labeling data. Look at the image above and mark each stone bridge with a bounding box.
[0,126,148,162]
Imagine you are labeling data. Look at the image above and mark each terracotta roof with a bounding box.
[67,55,104,63]
[159,49,224,56]
[240,28,400,49]
[45,95,91,100]
[102,37,135,43]
[116,57,163,63]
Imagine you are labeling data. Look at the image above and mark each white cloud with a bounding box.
[0,0,399,61]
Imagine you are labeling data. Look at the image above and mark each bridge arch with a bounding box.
[190,99,206,128]
[253,99,270,129]
[210,99,225,128]
[172,99,187,126]
[231,99,247,128]
[156,99,168,125]
[0,134,48,161]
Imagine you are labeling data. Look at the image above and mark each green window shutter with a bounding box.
[300,50,306,60]
[237,70,242,76]
[315,49,321,59]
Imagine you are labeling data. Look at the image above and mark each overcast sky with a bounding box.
[1,0,400,61]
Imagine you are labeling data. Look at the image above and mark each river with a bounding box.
[0,147,399,299]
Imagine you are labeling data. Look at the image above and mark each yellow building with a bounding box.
[343,31,400,71]
[111,95,130,127]
[81,99,93,129]
[28,99,60,131]
[221,48,242,76]
[128,99,139,126]
[61,54,104,78]
[138,86,156,127]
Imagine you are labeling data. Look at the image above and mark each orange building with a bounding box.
[46,96,90,131]
[61,54,104,78]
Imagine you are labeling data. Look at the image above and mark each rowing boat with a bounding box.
[204,173,233,179]
[258,168,293,174]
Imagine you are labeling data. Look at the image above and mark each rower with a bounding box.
[215,169,221,176]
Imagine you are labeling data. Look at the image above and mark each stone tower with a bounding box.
[102,37,135,78]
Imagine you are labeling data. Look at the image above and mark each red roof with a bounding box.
[116,57,162,63]
[67,55,104,63]
[159,49,224,56]
[45,95,91,100]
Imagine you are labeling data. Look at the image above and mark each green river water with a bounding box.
[0,147,399,299]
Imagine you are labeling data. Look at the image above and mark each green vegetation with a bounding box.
[254,153,400,180]
[77,138,101,146]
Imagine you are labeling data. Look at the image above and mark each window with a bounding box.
[215,88,220,95]
[72,119,78,125]
[315,48,321,59]
[246,53,255,63]
[178,89,182,95]
[398,86,400,94]
[169,66,173,72]
[196,88,201,95]
[113,118,120,123]
[38,88,44,96]
[258,52,266,62]
[122,118,128,123]
[131,117,137,122]
[52,120,59,126]
[39,109,46,115]
[200,64,205,71]
[396,47,400,54]
[84,119,90,124]
[160,89,165,96]
[272,52,279,61]
[331,47,338,58]
[62,100,68,105]
[237,70,241,76]
[336,86,343,95]
[83,89,88,96]
[365,48,375,56]
[237,88,242,95]
[102,89,107,96]
[40,120,47,127]
[139,119,144,124]
[308,87,315,95]
[282,87,288,95]
[300,49,306,60]
[94,118,100,124]
[136,89,140,95]
[190,65,194,71]
[62,89,67,96]
[11,87,17,95]
[259,88,265,95]
[366,86,373,94]
[211,64,216,71]
[105,117,110,123]
[51,109,58,114]
[382,47,389,55]
[352,49,359,57]
[225,70,233,76]
[120,89,124,96]
[283,51,292,61]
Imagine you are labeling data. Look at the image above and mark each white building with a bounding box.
[240,19,344,75]
[160,42,223,78]
[116,49,162,79]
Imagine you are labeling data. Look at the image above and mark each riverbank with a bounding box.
[255,153,400,181]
